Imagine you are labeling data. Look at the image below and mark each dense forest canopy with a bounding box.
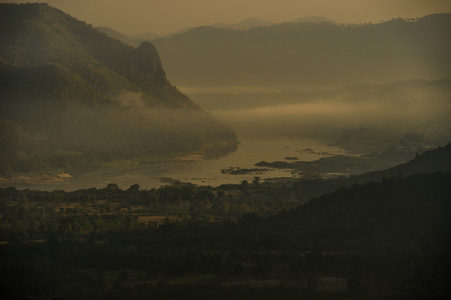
[0,3,237,174]
[1,143,450,299]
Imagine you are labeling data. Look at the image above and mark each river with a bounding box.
[7,137,344,191]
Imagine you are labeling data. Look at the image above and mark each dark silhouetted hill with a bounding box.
[354,141,451,183]
[190,148,451,253]
[282,141,451,201]
[275,171,451,257]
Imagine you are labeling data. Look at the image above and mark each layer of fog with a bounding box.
[188,80,451,151]
[1,91,236,173]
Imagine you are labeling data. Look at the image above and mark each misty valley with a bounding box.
[3,78,449,191]
[1,3,451,299]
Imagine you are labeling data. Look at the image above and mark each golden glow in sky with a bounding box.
[2,0,451,35]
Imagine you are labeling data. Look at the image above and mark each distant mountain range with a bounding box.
[98,15,336,46]
[0,3,236,174]
[212,17,275,30]
[149,14,451,89]
[213,16,335,31]
[291,16,335,24]
[97,26,160,48]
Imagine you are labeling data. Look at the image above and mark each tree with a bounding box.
[252,176,261,186]
[127,183,140,193]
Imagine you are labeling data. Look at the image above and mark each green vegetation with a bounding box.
[0,3,237,175]
[1,142,450,299]
[254,140,451,185]
[1,4,450,298]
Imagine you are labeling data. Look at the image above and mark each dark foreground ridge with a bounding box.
[1,143,450,299]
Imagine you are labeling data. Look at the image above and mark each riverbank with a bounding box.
[0,172,73,185]
[0,140,239,188]
[0,138,344,191]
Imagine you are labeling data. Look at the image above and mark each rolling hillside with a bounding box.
[0,3,236,174]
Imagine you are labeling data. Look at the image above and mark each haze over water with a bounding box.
[9,137,344,191]
[2,1,451,191]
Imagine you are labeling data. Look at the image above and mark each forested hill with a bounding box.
[286,171,451,253]
[151,14,451,89]
[0,3,236,174]
[350,141,451,184]
[0,3,192,108]
[283,141,451,201]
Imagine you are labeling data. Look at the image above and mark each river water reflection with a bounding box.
[11,138,344,191]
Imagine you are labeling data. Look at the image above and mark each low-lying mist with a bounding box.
[0,91,236,173]
[189,79,451,151]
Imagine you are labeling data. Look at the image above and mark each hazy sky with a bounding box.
[3,0,451,35]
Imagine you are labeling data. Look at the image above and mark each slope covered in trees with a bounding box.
[151,14,451,89]
[1,145,450,298]
[0,3,236,174]
[257,141,451,202]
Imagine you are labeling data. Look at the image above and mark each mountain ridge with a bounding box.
[291,15,335,23]
[0,3,237,174]
[212,17,274,30]
[151,13,451,89]
[97,15,336,46]
[0,3,196,108]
